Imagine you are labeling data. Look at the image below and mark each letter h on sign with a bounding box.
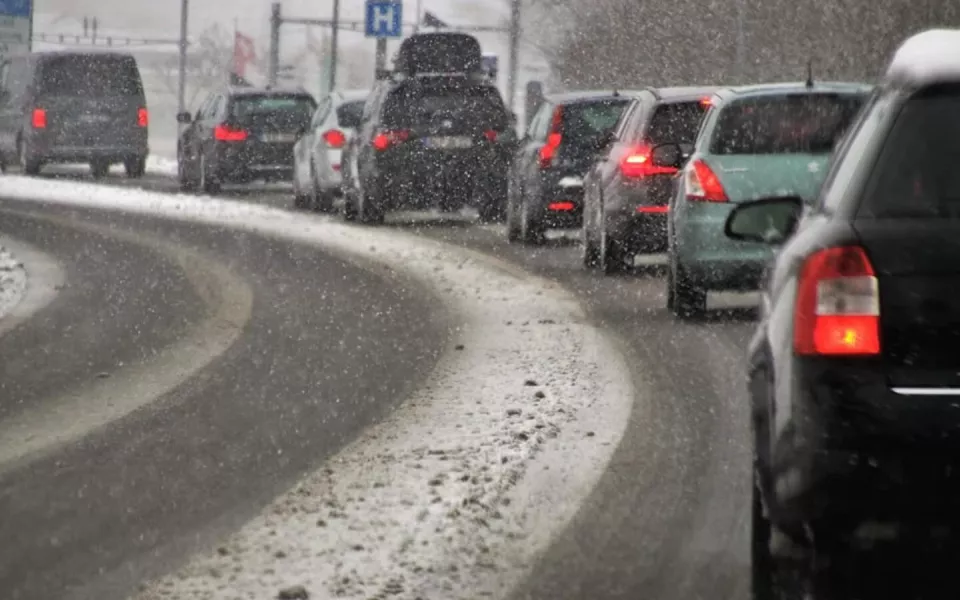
[365,0,402,38]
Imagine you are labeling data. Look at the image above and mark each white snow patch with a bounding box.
[0,176,633,600]
[0,241,27,323]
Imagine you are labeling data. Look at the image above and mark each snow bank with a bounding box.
[0,176,633,600]
[0,241,27,324]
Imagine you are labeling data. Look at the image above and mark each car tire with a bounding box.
[199,154,221,195]
[670,262,707,319]
[582,226,601,269]
[359,190,384,225]
[342,190,358,222]
[18,139,41,176]
[520,199,545,245]
[125,156,146,178]
[314,190,336,213]
[506,181,521,242]
[90,160,110,179]
[477,195,506,224]
[293,191,311,210]
[600,227,630,274]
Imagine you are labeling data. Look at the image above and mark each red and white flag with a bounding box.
[233,31,257,78]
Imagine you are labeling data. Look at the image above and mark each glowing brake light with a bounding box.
[794,246,880,356]
[137,107,149,127]
[619,145,678,178]
[538,106,564,168]
[684,159,728,202]
[700,97,714,107]
[32,108,46,129]
[484,129,498,142]
[214,124,247,142]
[323,128,346,148]
[372,129,410,151]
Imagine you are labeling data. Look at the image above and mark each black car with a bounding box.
[345,72,515,224]
[506,91,636,245]
[727,31,960,598]
[581,86,716,271]
[0,50,149,178]
[177,86,317,194]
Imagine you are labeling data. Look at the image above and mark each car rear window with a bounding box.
[336,100,365,127]
[710,92,865,155]
[397,34,482,74]
[38,54,143,96]
[646,101,708,145]
[559,99,630,147]
[231,94,316,121]
[382,85,508,128]
[860,84,960,219]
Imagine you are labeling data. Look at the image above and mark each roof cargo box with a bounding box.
[394,32,483,76]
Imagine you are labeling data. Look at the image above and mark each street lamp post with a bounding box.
[178,0,188,115]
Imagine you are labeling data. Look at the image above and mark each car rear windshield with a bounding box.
[860,84,960,219]
[710,92,865,155]
[336,100,365,128]
[646,101,709,145]
[398,34,482,74]
[382,85,508,128]
[38,54,143,96]
[559,99,630,147]
[231,94,316,122]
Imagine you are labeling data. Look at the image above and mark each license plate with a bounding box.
[262,133,296,143]
[424,136,473,149]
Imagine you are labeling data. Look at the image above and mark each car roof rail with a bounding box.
[644,86,662,100]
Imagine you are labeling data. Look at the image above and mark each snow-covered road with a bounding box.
[1,177,634,600]
[0,240,27,323]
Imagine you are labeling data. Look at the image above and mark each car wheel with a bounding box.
[125,156,146,178]
[342,189,358,222]
[506,181,521,242]
[600,226,630,274]
[90,160,110,179]
[520,199,545,245]
[670,261,707,319]
[18,139,41,176]
[313,189,336,213]
[359,190,384,225]
[200,154,220,195]
[582,225,600,269]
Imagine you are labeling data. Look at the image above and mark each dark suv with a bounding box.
[177,86,316,194]
[507,91,637,245]
[724,30,960,599]
[0,50,149,178]
[345,73,515,224]
[581,87,717,272]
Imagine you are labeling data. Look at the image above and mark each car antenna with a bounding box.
[805,59,814,88]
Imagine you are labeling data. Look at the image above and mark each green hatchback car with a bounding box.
[661,81,872,318]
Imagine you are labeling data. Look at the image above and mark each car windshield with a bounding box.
[38,55,143,96]
[559,99,630,147]
[646,100,709,144]
[710,92,865,155]
[860,84,960,219]
[382,84,508,128]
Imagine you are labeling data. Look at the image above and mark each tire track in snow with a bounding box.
[0,177,635,600]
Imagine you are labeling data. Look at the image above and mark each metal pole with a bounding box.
[268,3,281,86]
[329,0,341,92]
[178,0,189,115]
[414,0,423,33]
[375,38,387,76]
[735,0,745,82]
[506,0,521,113]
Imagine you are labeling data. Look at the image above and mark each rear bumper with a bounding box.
[372,147,510,205]
[26,128,147,162]
[215,142,295,182]
[775,359,960,531]
[605,179,675,253]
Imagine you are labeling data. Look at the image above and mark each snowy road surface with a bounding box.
[0,179,633,600]
[0,239,27,322]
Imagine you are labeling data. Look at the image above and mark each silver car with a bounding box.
[292,89,368,212]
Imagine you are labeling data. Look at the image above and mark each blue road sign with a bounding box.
[0,0,31,18]
[364,0,402,38]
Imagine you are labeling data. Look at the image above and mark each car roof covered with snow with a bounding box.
[884,29,960,87]
[334,89,370,103]
[715,81,872,102]
[226,85,313,98]
[546,90,645,104]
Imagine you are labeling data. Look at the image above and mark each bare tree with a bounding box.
[157,24,234,110]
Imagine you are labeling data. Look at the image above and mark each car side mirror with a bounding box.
[651,143,684,169]
[724,196,804,245]
[177,111,192,124]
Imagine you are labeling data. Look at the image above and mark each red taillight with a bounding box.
[484,129,498,142]
[214,124,247,142]
[373,129,410,151]
[619,145,678,178]
[684,159,728,202]
[538,106,564,169]
[700,97,713,107]
[636,205,669,214]
[548,201,575,211]
[323,129,346,148]
[332,164,341,172]
[794,246,880,356]
[137,107,149,127]
[32,108,46,129]
[539,132,561,168]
